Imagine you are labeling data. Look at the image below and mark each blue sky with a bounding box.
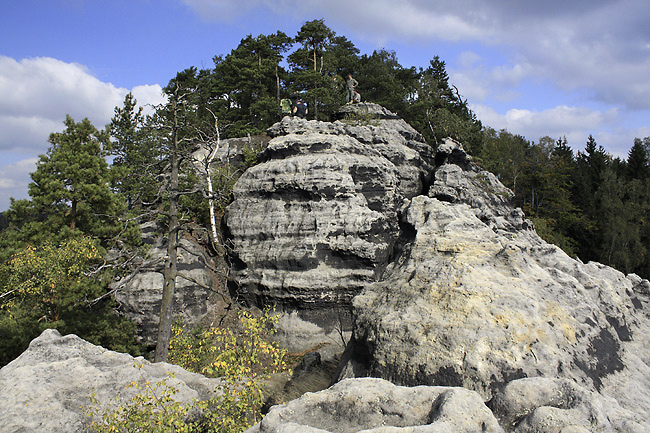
[1,0,649,211]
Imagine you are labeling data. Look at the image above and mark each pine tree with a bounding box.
[0,116,142,365]
[404,56,482,152]
[627,137,650,180]
[293,19,334,72]
[356,49,418,116]
[109,93,161,209]
[1,116,138,257]
[213,32,292,135]
[287,20,343,120]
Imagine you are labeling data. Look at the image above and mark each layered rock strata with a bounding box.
[114,222,218,347]
[225,104,434,328]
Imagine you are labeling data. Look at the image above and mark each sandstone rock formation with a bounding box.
[114,134,269,348]
[246,377,505,433]
[225,103,434,328]
[0,329,222,433]
[113,221,219,347]
[336,139,650,430]
[228,105,650,431]
[3,329,644,433]
[247,375,639,433]
[6,103,649,433]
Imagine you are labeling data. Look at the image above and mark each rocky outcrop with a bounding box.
[490,377,642,433]
[336,139,650,429]
[227,105,650,429]
[4,330,644,433]
[114,222,219,347]
[246,377,505,433]
[0,329,222,433]
[248,375,641,433]
[115,134,269,348]
[5,103,650,432]
[225,104,434,328]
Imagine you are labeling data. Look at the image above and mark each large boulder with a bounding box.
[490,377,645,433]
[225,104,434,330]
[247,376,643,433]
[0,329,222,433]
[246,377,505,433]
[336,140,650,429]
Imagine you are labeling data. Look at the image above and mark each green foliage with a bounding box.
[168,309,288,379]
[33,116,122,233]
[0,237,141,366]
[0,116,141,264]
[286,20,359,120]
[109,93,162,209]
[355,49,417,116]
[405,56,483,153]
[479,128,650,278]
[86,366,195,433]
[340,109,379,126]
[627,137,650,180]
[212,32,293,136]
[292,19,334,72]
[86,310,290,433]
[479,128,529,195]
[0,115,142,366]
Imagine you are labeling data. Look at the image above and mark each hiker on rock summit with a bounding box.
[346,73,358,104]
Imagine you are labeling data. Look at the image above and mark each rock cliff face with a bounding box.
[227,104,650,431]
[114,222,219,347]
[335,139,650,430]
[225,104,434,328]
[5,104,649,433]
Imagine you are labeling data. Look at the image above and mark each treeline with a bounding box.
[0,19,648,366]
[480,131,650,278]
[169,19,482,151]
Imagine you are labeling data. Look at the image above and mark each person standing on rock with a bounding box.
[346,73,359,104]
[280,98,292,117]
[293,98,308,118]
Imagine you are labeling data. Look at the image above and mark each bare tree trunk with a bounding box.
[154,95,180,363]
[276,65,280,107]
[206,122,221,248]
[70,197,77,230]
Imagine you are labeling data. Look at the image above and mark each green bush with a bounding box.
[86,309,290,433]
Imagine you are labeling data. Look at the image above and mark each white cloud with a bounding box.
[0,56,164,211]
[184,0,650,110]
[0,56,162,155]
[131,84,168,116]
[0,56,122,127]
[472,103,621,150]
[0,158,38,211]
[336,1,488,42]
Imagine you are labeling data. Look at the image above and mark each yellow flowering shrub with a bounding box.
[87,309,290,433]
[86,365,194,433]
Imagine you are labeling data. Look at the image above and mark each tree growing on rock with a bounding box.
[211,31,293,136]
[287,20,359,120]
